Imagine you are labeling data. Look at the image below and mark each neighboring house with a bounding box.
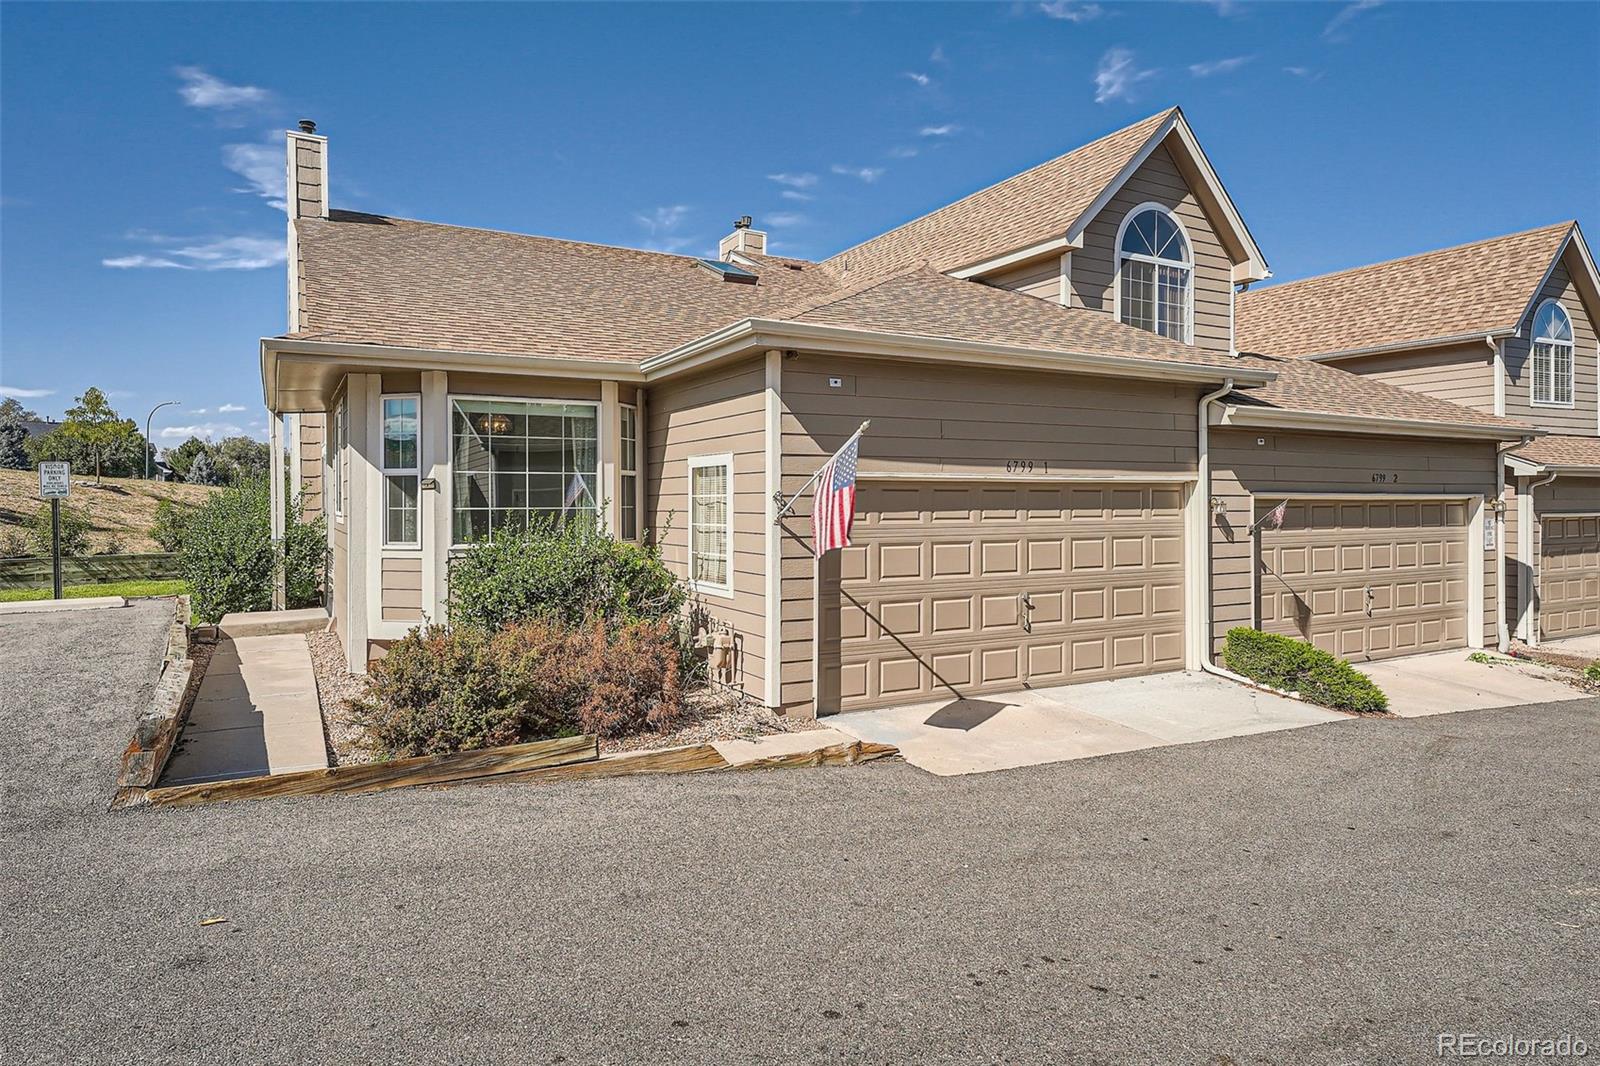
[21,418,62,441]
[263,108,1539,717]
[1237,224,1600,644]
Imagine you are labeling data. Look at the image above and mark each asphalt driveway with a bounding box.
[2,602,1597,1065]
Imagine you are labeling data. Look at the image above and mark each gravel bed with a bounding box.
[307,630,377,766]
[599,685,824,753]
[1507,640,1600,694]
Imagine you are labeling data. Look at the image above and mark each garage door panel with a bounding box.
[1540,513,1600,640]
[1259,498,1469,663]
[839,480,1185,710]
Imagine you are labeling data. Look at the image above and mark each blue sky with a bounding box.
[2,1,1596,444]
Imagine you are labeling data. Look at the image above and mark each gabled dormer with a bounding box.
[821,107,1271,359]
[1236,222,1600,438]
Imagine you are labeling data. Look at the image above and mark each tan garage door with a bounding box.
[1258,499,1469,661]
[1540,514,1600,639]
[833,481,1186,711]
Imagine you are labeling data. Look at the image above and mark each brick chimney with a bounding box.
[717,215,766,259]
[285,119,328,220]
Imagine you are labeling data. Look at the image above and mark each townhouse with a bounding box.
[1237,225,1600,644]
[263,108,1551,717]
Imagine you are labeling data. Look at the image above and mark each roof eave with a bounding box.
[1213,403,1539,442]
[1299,329,1517,363]
[642,318,1278,386]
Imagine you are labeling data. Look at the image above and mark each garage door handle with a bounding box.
[1020,592,1033,633]
[1364,585,1375,617]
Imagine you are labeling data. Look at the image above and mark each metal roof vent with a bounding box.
[697,258,758,284]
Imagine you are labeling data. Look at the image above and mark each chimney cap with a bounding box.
[733,215,752,230]
[297,119,318,135]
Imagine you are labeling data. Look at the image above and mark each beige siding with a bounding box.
[646,357,769,702]
[779,357,1198,717]
[1210,429,1499,653]
[298,413,325,521]
[985,256,1064,304]
[1339,343,1497,414]
[330,516,348,637]
[1070,144,1234,357]
[380,556,423,623]
[1503,255,1600,436]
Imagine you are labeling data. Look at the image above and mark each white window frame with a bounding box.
[447,394,602,548]
[1529,298,1576,409]
[332,396,347,519]
[687,453,735,599]
[1112,202,1195,345]
[619,402,640,542]
[380,393,422,549]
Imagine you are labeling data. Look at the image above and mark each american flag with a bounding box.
[1260,499,1288,531]
[812,435,860,558]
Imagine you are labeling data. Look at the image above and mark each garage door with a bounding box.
[1258,499,1469,661]
[833,481,1186,711]
[1540,514,1600,639]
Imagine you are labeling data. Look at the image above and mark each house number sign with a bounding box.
[1005,459,1051,474]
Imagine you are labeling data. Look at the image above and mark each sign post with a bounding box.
[38,462,70,600]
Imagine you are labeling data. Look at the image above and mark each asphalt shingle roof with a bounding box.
[1235,223,1574,359]
[1510,434,1600,469]
[821,110,1173,279]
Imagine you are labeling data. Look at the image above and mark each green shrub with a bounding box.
[179,478,328,624]
[29,503,91,558]
[448,515,685,632]
[1584,662,1600,683]
[1222,627,1389,713]
[351,617,685,757]
[150,500,192,553]
[0,525,32,558]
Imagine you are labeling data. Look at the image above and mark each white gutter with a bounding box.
[1193,378,1256,685]
[1213,403,1541,443]
[1302,328,1520,364]
[1525,469,1561,647]
[639,318,1279,386]
[1495,436,1534,651]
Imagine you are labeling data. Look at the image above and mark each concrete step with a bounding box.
[218,607,329,639]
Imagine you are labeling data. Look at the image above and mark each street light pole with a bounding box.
[144,400,180,479]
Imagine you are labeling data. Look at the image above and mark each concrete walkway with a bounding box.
[161,634,327,786]
[1540,633,1600,659]
[1356,649,1584,717]
[827,671,1339,776]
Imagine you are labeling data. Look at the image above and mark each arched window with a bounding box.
[1117,205,1192,342]
[1531,299,1574,407]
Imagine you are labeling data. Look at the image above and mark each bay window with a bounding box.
[451,398,598,544]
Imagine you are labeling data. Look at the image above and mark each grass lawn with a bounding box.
[0,579,188,603]
[0,469,217,554]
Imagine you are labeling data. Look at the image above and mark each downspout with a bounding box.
[1194,378,1254,683]
[1525,469,1561,646]
[1494,436,1532,651]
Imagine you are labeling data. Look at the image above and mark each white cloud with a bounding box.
[831,164,885,183]
[218,403,246,413]
[904,71,932,88]
[633,205,695,253]
[102,235,286,271]
[190,408,208,415]
[887,145,920,159]
[1202,0,1244,15]
[161,422,245,441]
[175,67,270,110]
[1039,1,1103,22]
[1283,65,1323,81]
[779,190,814,202]
[767,172,818,189]
[766,212,807,228]
[1189,55,1254,77]
[222,141,287,209]
[1093,47,1158,104]
[919,124,960,137]
[1323,0,1382,41]
[0,386,54,399]
[930,45,947,64]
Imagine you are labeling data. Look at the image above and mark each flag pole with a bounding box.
[773,420,869,522]
[1247,499,1290,534]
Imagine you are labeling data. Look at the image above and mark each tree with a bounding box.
[163,436,209,480]
[0,398,32,470]
[58,388,138,484]
[213,435,271,483]
[187,450,219,487]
